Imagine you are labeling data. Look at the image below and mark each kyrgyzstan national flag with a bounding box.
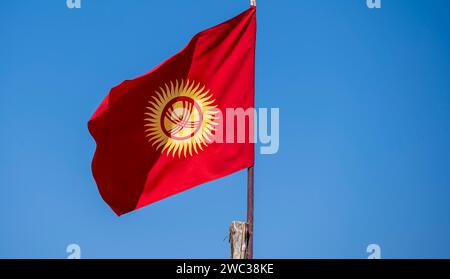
[88,7,256,215]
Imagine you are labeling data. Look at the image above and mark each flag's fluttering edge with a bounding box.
[88,7,256,215]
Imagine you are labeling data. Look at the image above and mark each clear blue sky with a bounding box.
[1,0,450,259]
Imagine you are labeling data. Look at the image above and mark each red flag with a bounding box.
[88,7,256,216]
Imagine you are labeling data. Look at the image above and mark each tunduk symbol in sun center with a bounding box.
[145,79,218,158]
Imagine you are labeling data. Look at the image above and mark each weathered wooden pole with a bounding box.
[229,221,248,259]
[229,167,254,259]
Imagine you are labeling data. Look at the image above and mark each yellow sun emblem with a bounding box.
[144,79,218,158]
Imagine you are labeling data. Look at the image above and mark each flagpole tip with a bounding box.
[250,0,256,7]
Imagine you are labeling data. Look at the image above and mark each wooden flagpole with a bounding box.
[247,0,256,260]
[228,0,256,260]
